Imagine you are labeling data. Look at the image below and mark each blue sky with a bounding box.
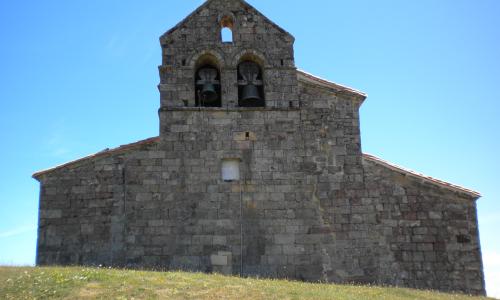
[1,0,499,297]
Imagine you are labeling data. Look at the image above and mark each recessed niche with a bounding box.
[222,159,240,182]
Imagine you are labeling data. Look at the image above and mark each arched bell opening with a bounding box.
[195,55,222,107]
[237,59,265,107]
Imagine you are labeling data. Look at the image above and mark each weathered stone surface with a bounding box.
[363,158,484,295]
[33,0,484,296]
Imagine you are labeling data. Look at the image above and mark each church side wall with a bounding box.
[363,159,485,295]
[36,142,158,267]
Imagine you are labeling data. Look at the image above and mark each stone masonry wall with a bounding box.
[297,82,379,284]
[139,80,365,279]
[363,158,485,295]
[36,79,485,294]
[36,141,157,266]
[37,80,369,282]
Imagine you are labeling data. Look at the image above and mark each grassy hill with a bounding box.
[0,266,492,300]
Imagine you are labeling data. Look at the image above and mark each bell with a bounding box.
[242,84,261,102]
[201,83,218,102]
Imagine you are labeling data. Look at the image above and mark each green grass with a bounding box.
[0,266,492,300]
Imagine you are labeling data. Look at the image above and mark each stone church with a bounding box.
[33,0,485,295]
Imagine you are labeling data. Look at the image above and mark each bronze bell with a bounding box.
[201,82,218,102]
[242,83,261,102]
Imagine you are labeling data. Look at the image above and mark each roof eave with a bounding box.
[160,0,213,43]
[32,137,160,180]
[363,153,481,200]
[297,69,367,103]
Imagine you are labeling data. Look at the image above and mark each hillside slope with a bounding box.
[0,266,492,300]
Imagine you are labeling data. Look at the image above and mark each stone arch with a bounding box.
[230,49,268,69]
[217,11,236,25]
[187,48,225,69]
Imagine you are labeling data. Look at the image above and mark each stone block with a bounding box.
[40,209,62,219]
[213,236,227,245]
[210,251,232,266]
[274,234,294,244]
[429,211,443,220]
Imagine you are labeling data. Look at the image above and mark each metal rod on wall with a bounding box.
[239,178,243,277]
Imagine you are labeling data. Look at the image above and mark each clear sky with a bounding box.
[1,0,499,297]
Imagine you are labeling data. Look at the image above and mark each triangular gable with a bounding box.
[160,0,294,43]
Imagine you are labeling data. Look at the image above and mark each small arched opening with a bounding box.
[220,16,234,43]
[195,54,222,107]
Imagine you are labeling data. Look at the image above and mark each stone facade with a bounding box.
[33,0,485,295]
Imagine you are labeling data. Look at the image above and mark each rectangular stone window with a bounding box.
[222,159,240,182]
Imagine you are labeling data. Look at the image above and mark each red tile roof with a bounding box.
[363,153,481,199]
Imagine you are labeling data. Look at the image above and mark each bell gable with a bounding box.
[158,0,298,109]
